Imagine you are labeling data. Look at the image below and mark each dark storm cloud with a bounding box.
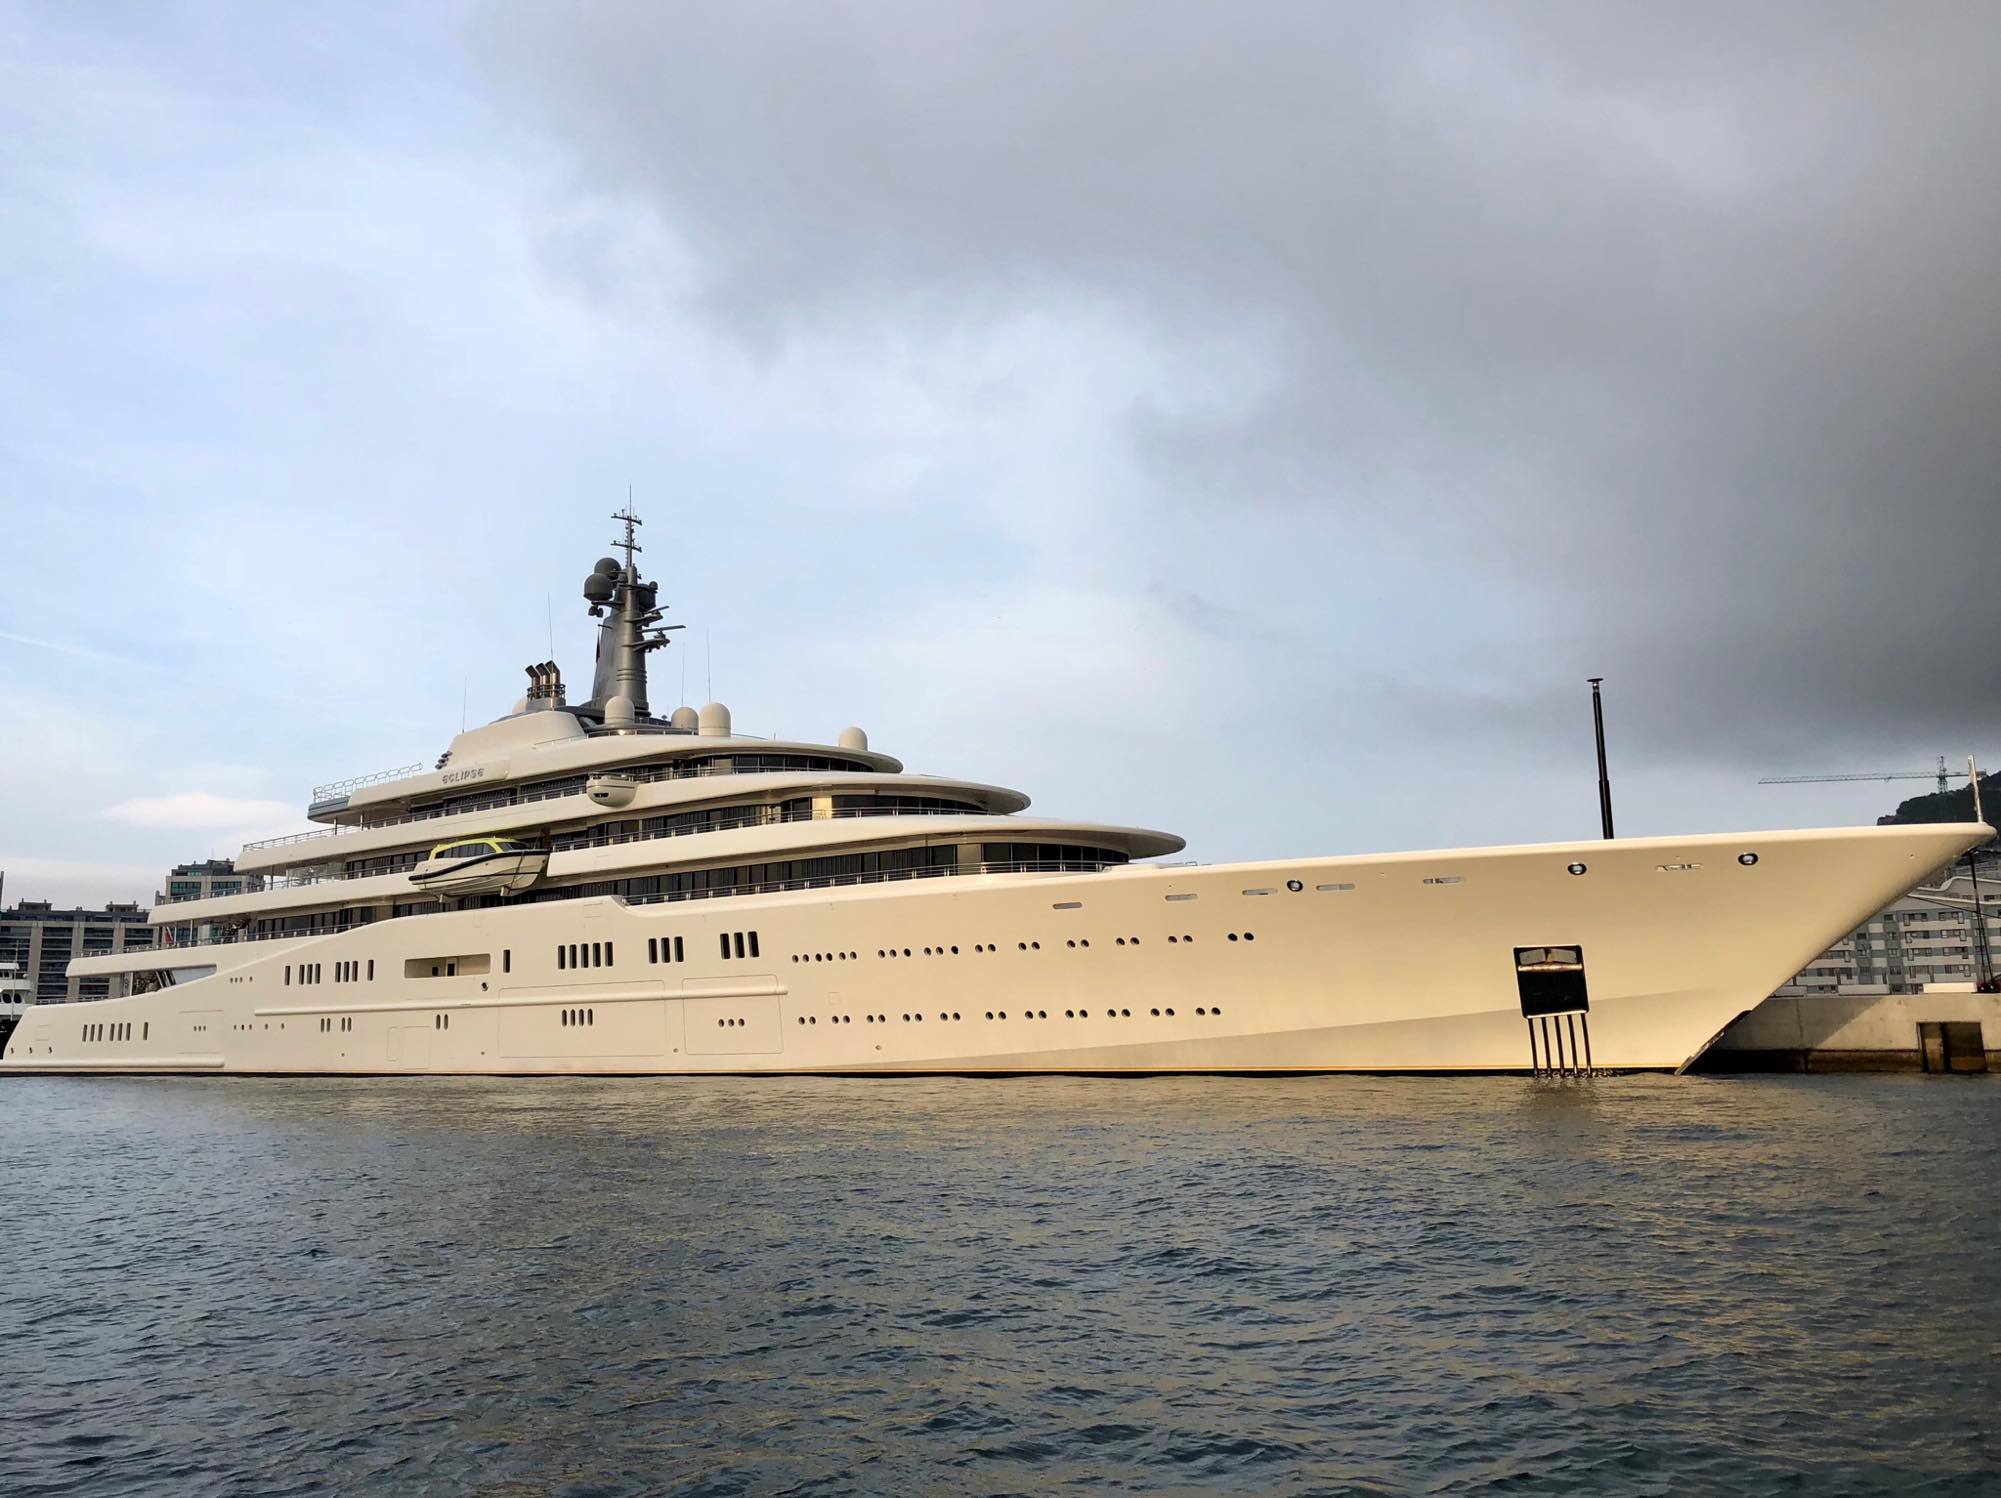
[475,0,2001,768]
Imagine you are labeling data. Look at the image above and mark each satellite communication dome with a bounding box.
[697,702,732,738]
[669,705,699,730]
[837,726,869,751]
[604,693,635,727]
[593,557,621,578]
[583,573,614,604]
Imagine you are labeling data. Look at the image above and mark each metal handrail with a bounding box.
[309,764,426,803]
[223,805,1003,897]
[154,859,1123,948]
[251,760,894,852]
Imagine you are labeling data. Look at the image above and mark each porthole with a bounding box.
[1286,879,1303,892]
[1165,1007,1176,1017]
[1168,936,1177,944]
[985,1011,994,1020]
[1567,862,1588,876]
[1197,1007,1206,1015]
[1212,1006,1222,1015]
[1244,932,1255,941]
[1150,1007,1160,1016]
[1228,933,1239,942]
[1738,852,1759,866]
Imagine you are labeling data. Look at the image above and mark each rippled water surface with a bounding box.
[3,1073,1998,1495]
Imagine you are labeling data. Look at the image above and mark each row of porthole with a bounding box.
[861,935,1254,957]
[788,1007,1225,1025]
[793,952,861,963]
[317,1017,353,1033]
[562,1008,595,1027]
[80,1022,141,1042]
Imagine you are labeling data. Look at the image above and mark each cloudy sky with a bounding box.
[3,1,1996,907]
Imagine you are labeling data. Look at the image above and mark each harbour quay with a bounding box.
[1697,866,1998,1073]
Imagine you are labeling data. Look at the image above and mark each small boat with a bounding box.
[408,836,548,897]
[586,772,637,809]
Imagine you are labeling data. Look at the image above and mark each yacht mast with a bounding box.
[584,505,682,728]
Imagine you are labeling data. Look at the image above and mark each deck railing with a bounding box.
[248,760,896,854]
[308,764,426,805]
[205,806,1005,899]
[153,859,1128,948]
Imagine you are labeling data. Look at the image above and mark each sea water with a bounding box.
[3,1072,1996,1494]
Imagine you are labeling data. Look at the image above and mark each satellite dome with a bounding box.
[593,557,622,578]
[583,573,615,604]
[604,693,635,727]
[669,705,699,730]
[697,701,732,738]
[837,726,869,751]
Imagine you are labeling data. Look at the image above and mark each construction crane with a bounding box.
[1758,756,1971,795]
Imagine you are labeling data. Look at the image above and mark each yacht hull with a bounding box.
[8,823,1987,1077]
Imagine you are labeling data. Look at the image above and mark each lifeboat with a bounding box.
[408,836,548,897]
[586,772,637,809]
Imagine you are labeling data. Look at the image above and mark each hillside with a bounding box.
[1879,771,2000,848]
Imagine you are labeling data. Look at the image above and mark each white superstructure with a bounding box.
[4,511,1990,1077]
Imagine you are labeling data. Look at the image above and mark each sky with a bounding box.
[2,1,1997,908]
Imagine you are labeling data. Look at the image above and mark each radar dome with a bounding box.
[605,693,635,727]
[697,701,732,738]
[669,705,699,730]
[583,573,614,604]
[837,726,869,751]
[593,557,622,578]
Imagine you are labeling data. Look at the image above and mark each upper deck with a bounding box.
[148,508,1188,939]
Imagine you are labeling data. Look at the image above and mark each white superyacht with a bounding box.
[5,513,1988,1077]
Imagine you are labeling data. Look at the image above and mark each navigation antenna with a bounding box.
[583,500,684,726]
[613,497,643,575]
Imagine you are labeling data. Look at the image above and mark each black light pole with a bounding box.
[1589,677,1614,839]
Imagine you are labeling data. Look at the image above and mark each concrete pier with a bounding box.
[1695,988,1997,1074]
